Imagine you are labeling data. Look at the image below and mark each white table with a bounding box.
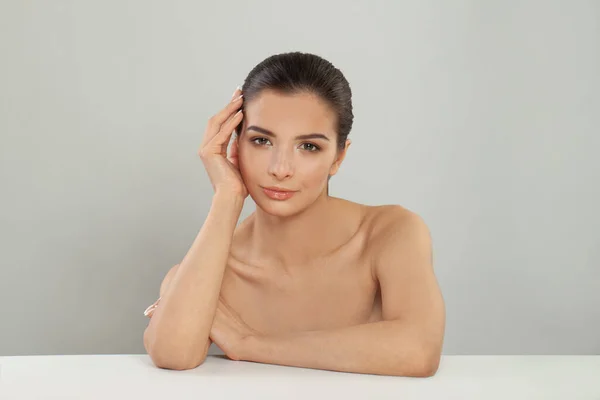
[0,355,598,399]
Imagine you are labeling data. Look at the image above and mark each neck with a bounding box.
[248,193,353,269]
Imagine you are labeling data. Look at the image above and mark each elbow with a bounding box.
[144,328,208,370]
[416,359,440,378]
[150,352,207,371]
[390,345,441,378]
[147,344,208,370]
[412,349,441,378]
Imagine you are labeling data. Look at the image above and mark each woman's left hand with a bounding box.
[209,298,260,361]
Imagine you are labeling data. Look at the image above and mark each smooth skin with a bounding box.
[143,87,446,377]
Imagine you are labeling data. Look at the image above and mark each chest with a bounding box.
[219,252,382,335]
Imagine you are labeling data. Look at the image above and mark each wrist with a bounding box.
[213,191,245,209]
[206,192,244,230]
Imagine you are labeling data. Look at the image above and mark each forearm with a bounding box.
[245,320,440,377]
[146,192,244,368]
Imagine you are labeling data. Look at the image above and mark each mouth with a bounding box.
[261,186,298,201]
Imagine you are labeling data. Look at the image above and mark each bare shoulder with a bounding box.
[364,204,432,260]
[324,198,429,243]
[363,203,426,234]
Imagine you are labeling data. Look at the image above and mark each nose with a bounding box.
[268,149,294,181]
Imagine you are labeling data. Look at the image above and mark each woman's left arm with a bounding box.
[243,210,446,377]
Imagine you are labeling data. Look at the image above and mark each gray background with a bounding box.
[1,0,598,357]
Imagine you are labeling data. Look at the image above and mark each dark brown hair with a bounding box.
[237,51,354,152]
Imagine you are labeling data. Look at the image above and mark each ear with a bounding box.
[329,139,351,177]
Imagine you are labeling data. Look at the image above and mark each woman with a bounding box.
[143,52,446,377]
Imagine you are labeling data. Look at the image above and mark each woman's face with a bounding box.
[237,89,349,216]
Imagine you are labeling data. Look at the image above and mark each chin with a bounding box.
[254,198,299,217]
[249,192,302,218]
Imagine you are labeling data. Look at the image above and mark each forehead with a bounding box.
[244,89,337,137]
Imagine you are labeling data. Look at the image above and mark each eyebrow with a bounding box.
[246,125,330,141]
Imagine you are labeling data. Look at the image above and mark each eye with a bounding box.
[301,143,320,152]
[251,137,271,146]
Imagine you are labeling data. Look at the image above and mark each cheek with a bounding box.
[298,159,333,186]
[237,143,262,180]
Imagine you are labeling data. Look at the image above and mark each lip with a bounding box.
[261,186,297,200]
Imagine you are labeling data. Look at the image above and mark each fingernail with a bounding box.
[231,94,244,102]
[144,297,161,316]
[231,86,242,98]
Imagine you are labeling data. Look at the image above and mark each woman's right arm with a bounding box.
[143,192,244,370]
[143,87,247,370]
